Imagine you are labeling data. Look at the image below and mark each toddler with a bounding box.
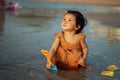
[41,10,88,70]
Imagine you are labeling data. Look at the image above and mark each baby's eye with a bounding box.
[68,19,72,21]
[63,19,66,21]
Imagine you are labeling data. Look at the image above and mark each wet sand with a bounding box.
[0,1,120,80]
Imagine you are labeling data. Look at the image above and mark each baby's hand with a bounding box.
[46,62,51,69]
[78,58,88,68]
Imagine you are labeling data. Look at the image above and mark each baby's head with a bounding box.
[65,10,87,34]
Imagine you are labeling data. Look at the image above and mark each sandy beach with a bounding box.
[0,0,120,80]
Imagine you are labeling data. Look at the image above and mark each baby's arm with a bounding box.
[80,34,88,61]
[48,37,60,60]
[82,46,88,62]
[45,38,59,69]
[78,34,88,67]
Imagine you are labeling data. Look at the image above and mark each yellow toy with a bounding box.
[41,49,58,72]
[101,65,119,77]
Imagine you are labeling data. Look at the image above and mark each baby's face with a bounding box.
[61,13,77,31]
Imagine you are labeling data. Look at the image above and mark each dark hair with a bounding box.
[66,10,87,34]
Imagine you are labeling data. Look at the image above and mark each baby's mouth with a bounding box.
[63,24,67,27]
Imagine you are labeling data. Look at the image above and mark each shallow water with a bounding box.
[0,1,120,80]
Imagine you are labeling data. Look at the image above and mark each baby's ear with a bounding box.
[75,25,80,30]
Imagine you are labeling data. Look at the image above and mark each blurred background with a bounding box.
[0,0,120,80]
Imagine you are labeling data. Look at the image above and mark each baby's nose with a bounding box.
[63,20,68,24]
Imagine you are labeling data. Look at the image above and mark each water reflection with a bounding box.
[106,27,120,45]
[90,20,120,46]
[57,68,87,80]
[14,8,57,18]
[12,8,61,29]
[0,10,5,33]
[45,68,87,80]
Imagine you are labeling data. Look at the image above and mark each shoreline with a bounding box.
[29,0,120,7]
